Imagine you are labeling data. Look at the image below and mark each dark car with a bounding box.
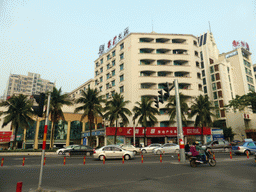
[63,145,94,156]
[230,140,241,146]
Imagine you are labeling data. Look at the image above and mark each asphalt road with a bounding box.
[0,153,255,192]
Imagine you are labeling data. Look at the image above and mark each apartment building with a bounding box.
[4,72,55,99]
[94,32,203,127]
[253,64,256,80]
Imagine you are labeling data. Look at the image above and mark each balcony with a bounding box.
[173,49,188,54]
[140,38,154,43]
[156,49,171,54]
[140,48,154,54]
[140,59,155,65]
[141,83,156,89]
[156,38,170,43]
[158,71,172,77]
[179,83,191,90]
[173,60,189,66]
[172,39,187,44]
[140,71,156,77]
[157,60,171,65]
[174,71,190,78]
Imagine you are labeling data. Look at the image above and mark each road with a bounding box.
[0,153,255,192]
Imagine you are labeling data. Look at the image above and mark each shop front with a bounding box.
[105,127,212,146]
[83,129,105,147]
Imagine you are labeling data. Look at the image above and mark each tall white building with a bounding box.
[4,72,55,99]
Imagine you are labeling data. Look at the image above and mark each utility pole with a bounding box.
[37,93,51,191]
[174,80,185,163]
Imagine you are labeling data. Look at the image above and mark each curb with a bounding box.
[0,152,56,156]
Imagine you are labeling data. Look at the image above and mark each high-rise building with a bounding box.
[94,32,203,127]
[253,64,256,80]
[4,72,55,99]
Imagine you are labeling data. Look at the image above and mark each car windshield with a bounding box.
[66,146,72,149]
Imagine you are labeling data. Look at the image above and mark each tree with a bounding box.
[213,120,235,141]
[74,88,105,147]
[243,91,256,113]
[0,95,34,150]
[189,95,216,144]
[132,97,159,146]
[48,87,73,149]
[104,93,132,144]
[225,95,246,112]
[165,93,189,126]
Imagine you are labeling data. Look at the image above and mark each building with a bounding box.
[4,72,55,99]
[94,32,203,128]
[253,64,256,80]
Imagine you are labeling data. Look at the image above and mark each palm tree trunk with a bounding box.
[50,121,55,149]
[114,119,118,144]
[13,125,18,150]
[89,118,93,147]
[144,127,146,147]
[201,126,204,144]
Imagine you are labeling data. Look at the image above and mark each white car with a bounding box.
[93,145,135,161]
[141,144,162,154]
[120,144,141,154]
[153,143,180,155]
[56,145,79,155]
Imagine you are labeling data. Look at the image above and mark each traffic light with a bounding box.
[154,96,159,108]
[163,82,174,100]
[31,93,45,117]
[158,90,164,104]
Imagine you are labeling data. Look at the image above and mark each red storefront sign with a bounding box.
[0,131,12,142]
[106,127,211,137]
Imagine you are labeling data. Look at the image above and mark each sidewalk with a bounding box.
[0,152,57,156]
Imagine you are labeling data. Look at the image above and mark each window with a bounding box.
[227,67,230,73]
[202,70,205,77]
[214,65,219,71]
[210,66,214,73]
[215,73,220,80]
[200,52,203,61]
[209,58,214,64]
[107,64,110,69]
[201,62,204,69]
[120,86,124,93]
[218,91,223,98]
[217,82,221,89]
[100,67,103,73]
[212,83,216,90]
[243,59,251,68]
[120,63,124,71]
[213,92,217,99]
[99,86,102,92]
[220,110,225,117]
[96,62,99,67]
[219,100,224,108]
[100,76,103,82]
[100,58,103,64]
[95,80,98,86]
[106,93,109,99]
[95,71,99,76]
[120,75,124,82]
[203,78,206,85]
[195,51,199,57]
[106,83,109,89]
[120,53,124,60]
[112,70,115,76]
[107,54,110,60]
[120,43,124,50]
[106,73,110,79]
[111,80,115,86]
[112,60,115,66]
[204,86,207,93]
[214,101,218,107]
[112,50,115,57]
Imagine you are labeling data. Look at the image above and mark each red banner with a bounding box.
[106,127,211,137]
[0,131,12,142]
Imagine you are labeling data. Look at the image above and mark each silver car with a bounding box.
[153,143,180,154]
[93,145,135,161]
[141,144,162,154]
[120,144,141,154]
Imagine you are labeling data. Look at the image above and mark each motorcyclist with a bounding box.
[195,141,206,162]
[190,142,202,163]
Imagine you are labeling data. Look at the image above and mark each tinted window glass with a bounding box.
[103,147,112,151]
[112,147,122,151]
[247,142,255,146]
[73,146,80,150]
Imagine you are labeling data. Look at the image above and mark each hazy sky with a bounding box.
[0,0,255,96]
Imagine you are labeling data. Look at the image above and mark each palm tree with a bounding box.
[225,95,246,112]
[74,88,105,146]
[165,93,189,126]
[0,94,34,150]
[189,95,216,144]
[104,93,132,144]
[48,87,73,149]
[132,97,159,146]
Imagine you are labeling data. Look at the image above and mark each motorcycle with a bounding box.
[189,149,216,167]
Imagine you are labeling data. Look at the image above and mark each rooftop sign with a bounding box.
[232,40,249,51]
[98,27,129,56]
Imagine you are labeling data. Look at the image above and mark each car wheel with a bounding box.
[209,158,216,167]
[58,151,63,155]
[156,150,162,155]
[133,151,137,155]
[99,155,105,161]
[142,150,146,154]
[124,154,130,160]
[244,150,251,155]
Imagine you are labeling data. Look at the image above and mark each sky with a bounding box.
[0,0,256,96]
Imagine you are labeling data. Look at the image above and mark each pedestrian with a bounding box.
[185,142,190,152]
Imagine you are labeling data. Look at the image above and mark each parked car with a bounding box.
[141,144,162,154]
[63,145,94,156]
[93,145,135,161]
[153,143,179,154]
[230,140,241,146]
[232,141,256,155]
[56,145,79,155]
[120,144,141,154]
[201,140,231,152]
